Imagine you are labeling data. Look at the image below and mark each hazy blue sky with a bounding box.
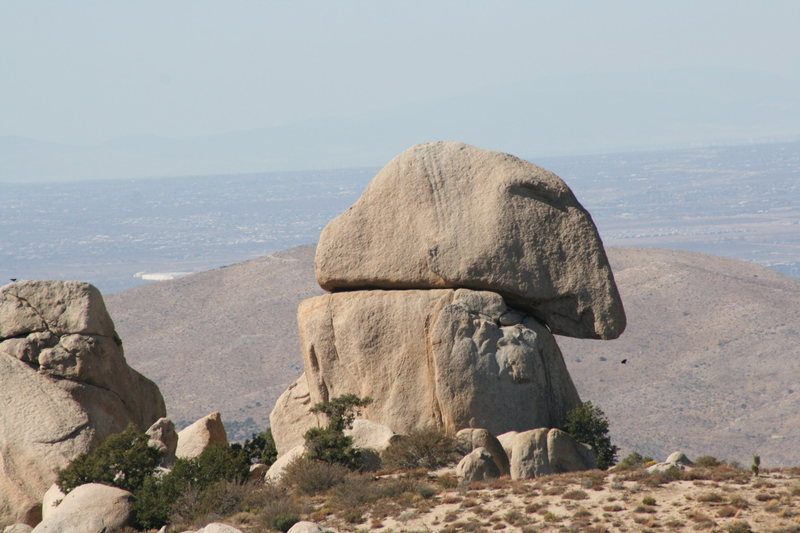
[1,1,799,180]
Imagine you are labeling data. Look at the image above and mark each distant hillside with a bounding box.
[105,245,800,465]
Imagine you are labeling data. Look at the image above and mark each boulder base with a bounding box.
[510,428,597,479]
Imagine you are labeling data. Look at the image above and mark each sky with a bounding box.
[1,1,799,179]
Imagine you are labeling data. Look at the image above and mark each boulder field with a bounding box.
[0,281,166,526]
[272,142,626,467]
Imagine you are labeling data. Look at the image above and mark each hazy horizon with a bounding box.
[2,2,799,182]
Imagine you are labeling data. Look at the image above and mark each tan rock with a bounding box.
[0,281,165,526]
[315,142,625,339]
[3,525,33,533]
[345,419,398,452]
[31,483,133,533]
[287,522,326,533]
[40,484,64,520]
[497,431,519,462]
[146,417,178,466]
[456,428,510,475]
[270,289,581,456]
[269,374,323,457]
[176,412,228,459]
[265,445,305,481]
[195,524,243,533]
[510,428,597,479]
[249,463,269,482]
[456,447,501,484]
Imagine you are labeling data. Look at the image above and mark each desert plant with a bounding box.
[751,455,760,476]
[304,394,372,468]
[281,455,350,495]
[694,455,722,467]
[380,427,460,471]
[563,401,619,470]
[617,451,654,469]
[56,424,162,494]
[236,429,278,466]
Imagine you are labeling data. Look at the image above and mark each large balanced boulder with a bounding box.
[271,288,581,455]
[0,281,166,526]
[316,142,625,340]
[510,428,597,479]
[31,483,133,533]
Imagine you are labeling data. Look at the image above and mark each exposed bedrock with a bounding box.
[0,281,166,526]
[270,288,581,455]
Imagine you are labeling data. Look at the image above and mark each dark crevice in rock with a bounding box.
[35,421,91,445]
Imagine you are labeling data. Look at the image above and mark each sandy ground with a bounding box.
[315,467,800,533]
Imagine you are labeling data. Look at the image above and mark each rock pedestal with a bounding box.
[270,142,625,475]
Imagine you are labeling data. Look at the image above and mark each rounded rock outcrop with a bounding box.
[315,142,625,340]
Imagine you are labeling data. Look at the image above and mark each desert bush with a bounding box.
[281,455,349,495]
[380,427,460,471]
[236,429,278,466]
[725,520,754,533]
[694,455,722,467]
[616,451,654,470]
[563,401,618,470]
[56,424,162,494]
[304,394,372,468]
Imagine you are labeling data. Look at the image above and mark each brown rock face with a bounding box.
[0,281,166,526]
[316,142,625,339]
[269,288,582,455]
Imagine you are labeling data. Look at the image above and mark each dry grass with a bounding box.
[156,462,800,532]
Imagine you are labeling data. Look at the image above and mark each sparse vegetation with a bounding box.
[303,394,372,468]
[380,427,460,471]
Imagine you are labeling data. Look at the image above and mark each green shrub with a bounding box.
[617,451,654,469]
[56,424,162,494]
[694,455,721,467]
[304,394,372,468]
[281,455,350,495]
[564,401,619,470]
[271,513,301,532]
[380,428,460,471]
[236,429,278,466]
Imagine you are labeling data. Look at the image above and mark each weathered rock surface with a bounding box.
[265,445,305,481]
[195,524,243,533]
[31,483,133,533]
[3,525,33,533]
[456,447,501,484]
[510,428,597,479]
[287,522,326,533]
[147,417,178,466]
[316,142,625,339]
[647,451,694,473]
[269,374,323,457]
[176,412,228,459]
[456,428,510,475]
[0,281,166,526]
[345,419,398,452]
[40,485,64,521]
[271,289,581,455]
[497,431,519,462]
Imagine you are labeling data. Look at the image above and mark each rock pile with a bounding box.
[270,142,625,474]
[0,281,166,526]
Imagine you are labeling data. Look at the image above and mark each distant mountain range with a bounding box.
[105,245,800,466]
[3,67,799,182]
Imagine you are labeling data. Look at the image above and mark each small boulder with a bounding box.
[31,483,133,533]
[195,524,243,533]
[497,431,519,462]
[510,428,596,479]
[147,417,178,466]
[456,447,501,484]
[40,484,64,520]
[265,445,305,481]
[456,428,510,475]
[287,522,326,533]
[647,451,694,473]
[176,412,228,459]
